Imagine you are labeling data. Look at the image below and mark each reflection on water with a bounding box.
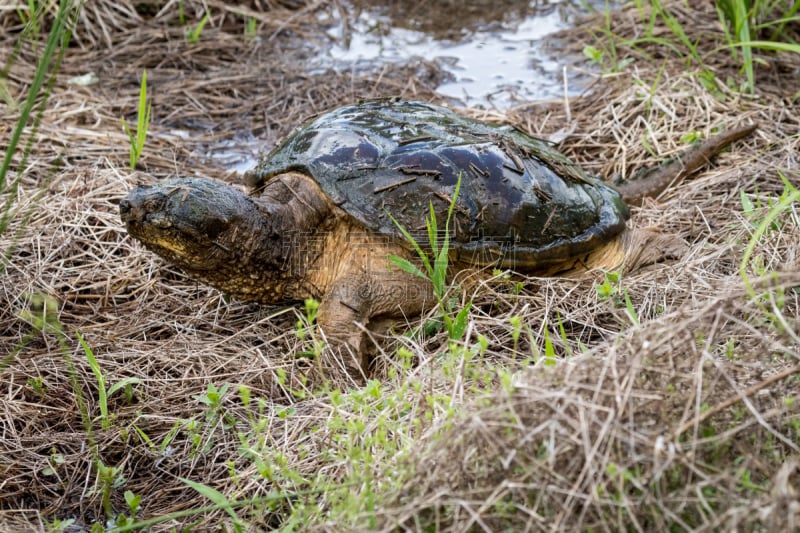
[200,1,619,171]
[204,137,262,174]
[324,0,617,108]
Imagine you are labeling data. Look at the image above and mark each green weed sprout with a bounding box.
[120,70,151,170]
[387,175,471,343]
[182,478,247,533]
[79,332,142,430]
[187,11,211,44]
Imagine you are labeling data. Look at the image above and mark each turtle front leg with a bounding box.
[316,284,371,380]
[314,267,433,380]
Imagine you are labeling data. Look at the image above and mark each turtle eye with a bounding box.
[143,196,166,212]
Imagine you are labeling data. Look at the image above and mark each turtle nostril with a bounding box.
[119,199,141,223]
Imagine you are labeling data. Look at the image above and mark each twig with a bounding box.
[673,364,800,438]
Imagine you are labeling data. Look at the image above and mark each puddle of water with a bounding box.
[155,129,262,175]
[190,1,620,173]
[203,138,261,174]
[323,1,616,108]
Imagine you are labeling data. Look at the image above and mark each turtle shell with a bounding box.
[246,100,629,269]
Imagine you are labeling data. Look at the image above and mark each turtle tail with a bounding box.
[616,124,757,205]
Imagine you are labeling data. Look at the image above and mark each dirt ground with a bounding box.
[1,1,799,531]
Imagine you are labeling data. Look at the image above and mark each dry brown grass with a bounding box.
[1,1,799,531]
[380,273,800,530]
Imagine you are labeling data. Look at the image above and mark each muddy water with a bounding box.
[323,0,617,108]
[209,1,617,171]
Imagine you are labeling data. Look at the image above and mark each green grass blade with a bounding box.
[386,211,433,276]
[778,170,799,195]
[433,175,462,299]
[1,0,79,279]
[432,245,448,299]
[440,174,462,256]
[188,11,211,44]
[765,3,800,41]
[182,477,245,532]
[137,70,148,135]
[131,424,156,451]
[0,0,78,192]
[446,173,463,223]
[556,313,573,357]
[387,255,429,281]
[715,0,739,61]
[724,40,800,54]
[651,0,702,67]
[543,326,556,366]
[623,289,640,326]
[135,70,151,163]
[123,70,151,170]
[108,377,143,397]
[450,301,472,341]
[121,119,136,169]
[427,200,438,257]
[732,0,754,93]
[740,188,800,299]
[78,331,109,429]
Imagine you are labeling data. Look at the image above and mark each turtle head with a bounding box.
[120,177,252,268]
[120,177,277,297]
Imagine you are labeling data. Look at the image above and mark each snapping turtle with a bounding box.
[119,100,754,373]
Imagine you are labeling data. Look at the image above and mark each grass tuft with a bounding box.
[388,174,472,343]
[120,70,152,170]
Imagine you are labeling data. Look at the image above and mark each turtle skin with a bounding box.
[246,100,629,269]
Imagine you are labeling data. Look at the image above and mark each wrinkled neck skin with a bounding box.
[184,194,332,304]
[180,205,293,303]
